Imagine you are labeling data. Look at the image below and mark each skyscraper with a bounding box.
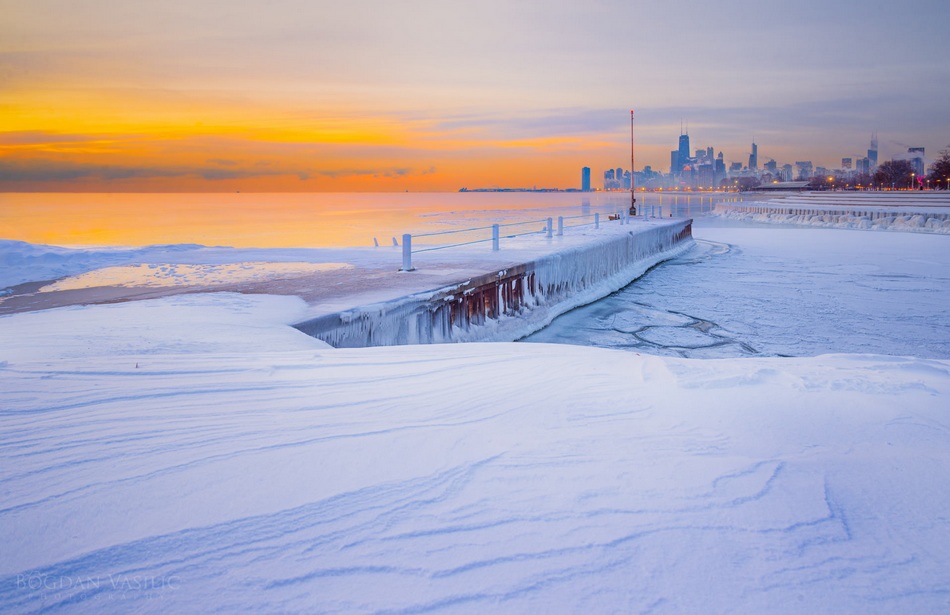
[908,148,925,177]
[715,152,726,186]
[677,132,690,174]
[581,167,591,191]
[749,141,758,170]
[868,133,878,170]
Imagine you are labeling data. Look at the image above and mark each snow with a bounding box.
[525,225,950,359]
[295,220,694,346]
[2,213,950,613]
[0,240,380,290]
[713,191,950,234]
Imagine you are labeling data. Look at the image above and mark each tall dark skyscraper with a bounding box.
[581,167,591,191]
[749,141,758,170]
[677,132,690,174]
[868,133,878,170]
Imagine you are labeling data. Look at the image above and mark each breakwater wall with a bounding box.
[294,219,693,347]
[714,196,950,234]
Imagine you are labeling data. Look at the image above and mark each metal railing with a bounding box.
[398,211,643,271]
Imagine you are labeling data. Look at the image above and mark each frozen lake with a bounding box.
[523,220,950,359]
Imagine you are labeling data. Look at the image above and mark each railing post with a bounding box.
[546,217,553,238]
[401,233,414,271]
[492,224,499,251]
[595,212,600,229]
[557,216,564,236]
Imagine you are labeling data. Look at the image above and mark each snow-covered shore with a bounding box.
[714,191,950,233]
[2,214,950,613]
[1,292,949,613]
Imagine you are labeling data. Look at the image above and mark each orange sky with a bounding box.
[2,0,947,192]
[1,85,633,191]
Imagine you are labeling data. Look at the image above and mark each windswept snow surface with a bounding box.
[2,293,950,613]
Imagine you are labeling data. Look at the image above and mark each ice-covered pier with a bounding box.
[714,191,950,233]
[294,217,693,347]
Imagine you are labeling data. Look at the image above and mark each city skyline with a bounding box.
[1,0,949,192]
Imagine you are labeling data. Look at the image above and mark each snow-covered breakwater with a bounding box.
[714,191,950,233]
[294,219,693,347]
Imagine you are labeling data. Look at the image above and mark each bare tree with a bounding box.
[873,160,915,189]
[927,146,950,190]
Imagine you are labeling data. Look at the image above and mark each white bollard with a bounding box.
[557,216,564,236]
[546,217,553,238]
[401,234,414,271]
[595,212,600,229]
[492,224,499,251]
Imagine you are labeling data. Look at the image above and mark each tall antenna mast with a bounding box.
[629,109,637,216]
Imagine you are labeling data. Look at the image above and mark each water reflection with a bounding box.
[0,192,743,248]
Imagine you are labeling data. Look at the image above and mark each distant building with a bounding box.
[749,141,758,171]
[908,148,925,177]
[602,167,630,191]
[841,157,852,170]
[868,134,878,170]
[677,133,690,174]
[795,161,813,180]
[581,167,591,191]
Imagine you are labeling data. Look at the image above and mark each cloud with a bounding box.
[0,158,436,185]
[0,131,124,146]
[432,108,623,139]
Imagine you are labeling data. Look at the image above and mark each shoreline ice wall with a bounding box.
[715,200,950,234]
[294,219,693,347]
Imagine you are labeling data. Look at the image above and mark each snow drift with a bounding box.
[1,293,949,614]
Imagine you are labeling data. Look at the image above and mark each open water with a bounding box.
[0,191,737,248]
